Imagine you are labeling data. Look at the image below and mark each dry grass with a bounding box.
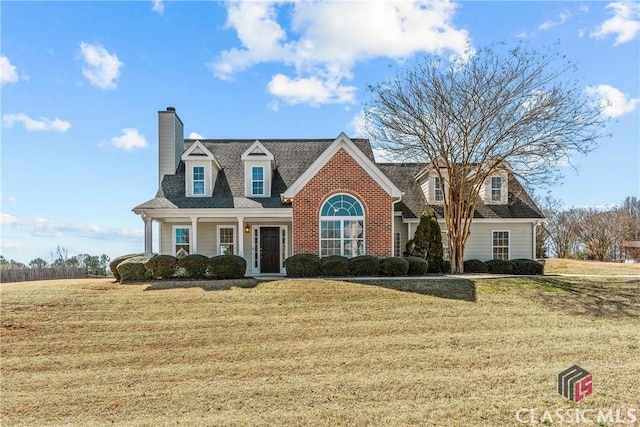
[1,276,639,426]
[545,257,640,276]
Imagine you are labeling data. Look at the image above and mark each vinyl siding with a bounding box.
[464,222,534,260]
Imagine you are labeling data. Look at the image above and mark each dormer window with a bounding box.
[491,176,502,201]
[181,140,221,198]
[241,140,274,198]
[252,166,264,196]
[434,176,443,201]
[193,166,205,195]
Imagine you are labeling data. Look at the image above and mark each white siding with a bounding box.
[464,222,533,260]
[394,216,408,256]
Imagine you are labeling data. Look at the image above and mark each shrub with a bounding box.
[485,259,513,274]
[510,258,544,275]
[285,254,321,278]
[381,257,409,276]
[320,255,349,277]
[349,255,380,277]
[463,259,489,273]
[116,256,149,283]
[208,255,246,279]
[145,255,178,279]
[110,253,144,281]
[176,254,209,279]
[405,256,429,276]
[442,260,451,273]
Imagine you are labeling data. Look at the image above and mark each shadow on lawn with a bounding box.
[144,278,261,292]
[532,277,640,319]
[349,278,476,302]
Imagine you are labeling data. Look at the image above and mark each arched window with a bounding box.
[320,194,365,258]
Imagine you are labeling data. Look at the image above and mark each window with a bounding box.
[174,227,190,258]
[320,194,364,258]
[218,227,235,255]
[193,166,205,195]
[394,232,401,257]
[434,176,443,201]
[252,166,264,196]
[491,176,502,201]
[492,231,509,260]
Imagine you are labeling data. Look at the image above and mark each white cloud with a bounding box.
[591,2,640,44]
[0,55,20,85]
[152,0,164,14]
[1,213,143,241]
[79,42,124,89]
[1,194,18,203]
[106,128,148,150]
[2,113,71,132]
[349,110,367,138]
[267,73,357,106]
[188,132,204,139]
[539,10,571,31]
[585,84,639,117]
[211,1,470,106]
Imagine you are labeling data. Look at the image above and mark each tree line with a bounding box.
[0,246,111,276]
[538,196,640,262]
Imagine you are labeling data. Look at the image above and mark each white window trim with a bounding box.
[434,176,444,202]
[318,194,366,258]
[172,225,192,257]
[492,230,510,260]
[192,165,206,196]
[490,176,502,202]
[217,225,236,256]
[251,166,265,196]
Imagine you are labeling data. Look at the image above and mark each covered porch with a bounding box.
[137,208,292,275]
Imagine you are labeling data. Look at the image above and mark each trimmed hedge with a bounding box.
[381,257,409,276]
[110,253,144,281]
[145,254,178,279]
[349,255,380,277]
[463,259,489,273]
[285,254,321,278]
[320,255,349,277]
[405,256,429,276]
[176,254,209,279]
[442,260,451,274]
[117,256,149,282]
[208,255,246,279]
[510,258,544,275]
[485,259,513,274]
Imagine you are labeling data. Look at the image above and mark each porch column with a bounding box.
[191,216,198,254]
[237,216,244,257]
[143,214,153,257]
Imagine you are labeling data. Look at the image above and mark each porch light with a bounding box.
[245,224,251,233]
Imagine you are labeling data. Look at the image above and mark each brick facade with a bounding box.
[292,148,393,257]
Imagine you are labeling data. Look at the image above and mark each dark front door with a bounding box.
[260,227,280,273]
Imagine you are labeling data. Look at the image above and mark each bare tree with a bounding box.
[365,43,605,272]
[576,208,618,261]
[616,196,640,261]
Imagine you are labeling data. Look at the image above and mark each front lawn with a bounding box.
[1,276,638,426]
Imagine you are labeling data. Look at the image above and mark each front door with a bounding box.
[260,227,280,273]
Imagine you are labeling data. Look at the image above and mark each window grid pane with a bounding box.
[219,227,234,255]
[492,231,509,260]
[491,176,502,201]
[252,167,264,195]
[434,177,443,201]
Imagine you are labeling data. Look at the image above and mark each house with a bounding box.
[133,107,545,275]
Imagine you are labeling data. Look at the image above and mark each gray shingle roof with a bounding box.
[135,138,543,219]
[377,163,544,219]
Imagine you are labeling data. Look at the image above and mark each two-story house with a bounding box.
[133,107,544,275]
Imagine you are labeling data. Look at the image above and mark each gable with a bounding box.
[282,133,402,200]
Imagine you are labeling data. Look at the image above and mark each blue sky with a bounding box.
[1,1,639,264]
